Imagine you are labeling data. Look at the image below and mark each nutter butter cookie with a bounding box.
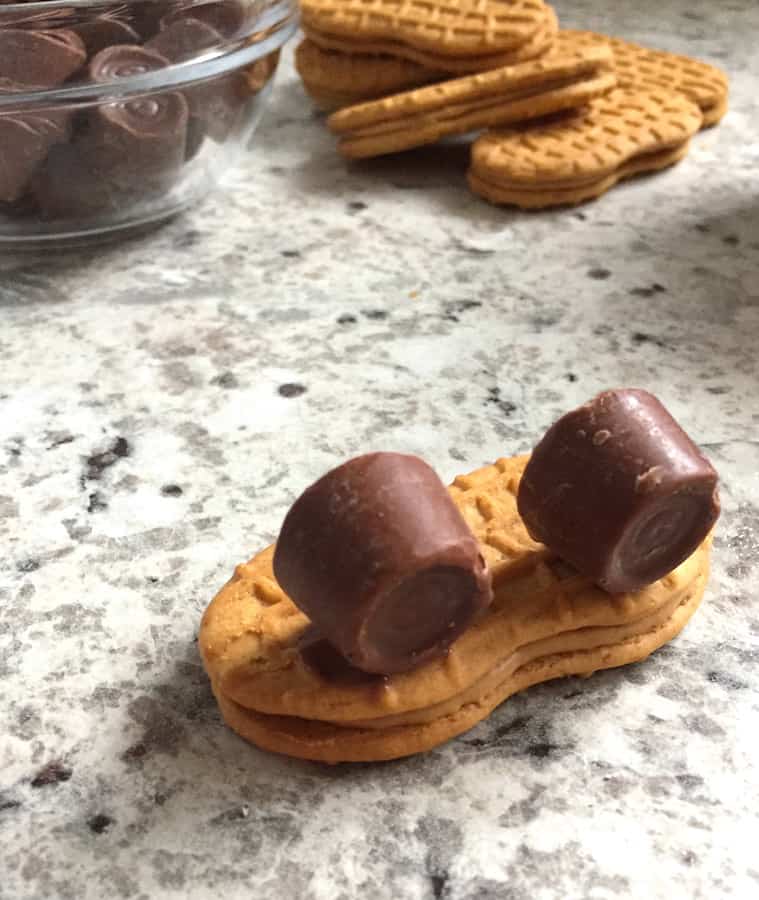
[552,30,729,127]
[295,38,442,111]
[326,48,615,158]
[200,391,719,763]
[300,0,558,73]
[467,87,704,209]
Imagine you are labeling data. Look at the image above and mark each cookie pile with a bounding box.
[293,0,729,208]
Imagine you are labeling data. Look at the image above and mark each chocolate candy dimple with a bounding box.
[0,29,86,90]
[517,389,720,593]
[88,43,171,83]
[273,453,493,675]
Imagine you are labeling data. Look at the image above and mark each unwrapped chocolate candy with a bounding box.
[273,453,493,675]
[0,110,71,203]
[32,142,123,220]
[147,18,247,144]
[146,16,222,60]
[161,0,247,39]
[75,17,142,56]
[85,45,188,193]
[0,29,86,90]
[517,388,720,593]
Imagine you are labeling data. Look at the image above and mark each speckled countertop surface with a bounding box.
[2,1,758,898]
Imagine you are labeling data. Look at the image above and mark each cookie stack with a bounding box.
[293,0,729,208]
[296,0,559,106]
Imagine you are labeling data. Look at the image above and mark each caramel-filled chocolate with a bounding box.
[75,18,142,56]
[130,0,176,41]
[273,453,493,675]
[161,0,247,39]
[0,110,71,204]
[86,46,188,192]
[32,143,122,220]
[0,29,86,90]
[146,17,222,61]
[517,389,720,593]
[88,43,170,84]
[147,20,247,144]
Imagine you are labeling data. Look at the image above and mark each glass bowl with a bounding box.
[0,0,298,245]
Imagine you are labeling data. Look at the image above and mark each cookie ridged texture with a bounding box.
[213,565,706,763]
[300,0,552,56]
[553,30,729,125]
[303,5,558,73]
[295,38,442,108]
[328,47,613,132]
[328,52,616,158]
[470,87,703,185]
[468,142,691,208]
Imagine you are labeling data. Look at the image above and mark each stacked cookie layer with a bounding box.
[298,0,558,87]
[294,0,729,208]
[200,455,711,763]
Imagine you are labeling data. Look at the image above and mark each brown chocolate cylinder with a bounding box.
[130,1,179,41]
[517,389,720,593]
[0,110,71,204]
[161,0,247,39]
[32,142,123,220]
[273,453,493,675]
[88,44,171,84]
[75,18,142,56]
[147,19,247,144]
[86,46,188,193]
[146,17,222,61]
[0,29,86,90]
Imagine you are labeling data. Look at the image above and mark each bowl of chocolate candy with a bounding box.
[0,0,297,244]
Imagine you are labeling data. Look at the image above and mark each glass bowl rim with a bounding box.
[0,0,287,15]
[0,0,297,109]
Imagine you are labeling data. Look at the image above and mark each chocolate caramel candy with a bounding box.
[160,0,247,39]
[273,453,493,675]
[0,110,71,204]
[32,143,122,220]
[517,389,720,593]
[0,29,86,90]
[146,17,222,60]
[86,46,188,193]
[129,1,177,41]
[148,19,247,145]
[75,18,142,56]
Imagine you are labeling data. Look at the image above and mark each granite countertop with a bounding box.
[2,1,758,897]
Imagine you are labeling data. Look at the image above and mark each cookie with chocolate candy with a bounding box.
[201,405,717,763]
